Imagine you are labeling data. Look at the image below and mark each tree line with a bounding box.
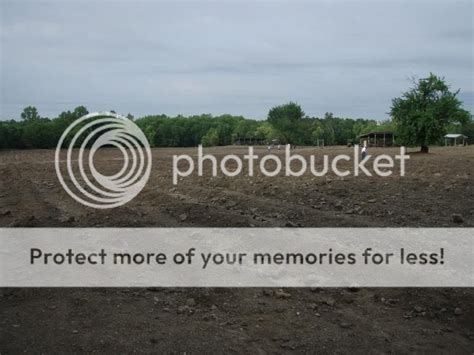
[0,107,389,149]
[1,74,472,150]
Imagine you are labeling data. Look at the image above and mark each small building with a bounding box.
[444,133,467,146]
[358,131,396,147]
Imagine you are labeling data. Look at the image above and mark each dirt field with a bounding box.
[1,146,473,353]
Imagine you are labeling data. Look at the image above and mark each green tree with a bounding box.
[21,106,41,121]
[318,116,336,145]
[460,116,474,144]
[390,73,470,153]
[311,123,325,145]
[58,106,89,123]
[201,128,219,147]
[22,120,56,148]
[255,121,278,141]
[267,102,305,144]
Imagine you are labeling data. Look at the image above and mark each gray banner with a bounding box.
[0,228,472,287]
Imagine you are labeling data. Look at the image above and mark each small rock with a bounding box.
[226,201,238,208]
[275,289,291,299]
[414,306,424,313]
[179,213,188,222]
[367,199,376,203]
[186,298,196,307]
[59,216,75,223]
[285,221,297,227]
[339,322,352,329]
[451,214,464,224]
[202,314,217,321]
[177,305,190,314]
[72,329,79,334]
[323,297,336,307]
[262,289,273,297]
[454,307,462,315]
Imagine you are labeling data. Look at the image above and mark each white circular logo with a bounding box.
[55,112,152,209]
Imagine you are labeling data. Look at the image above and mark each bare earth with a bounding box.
[1,146,473,353]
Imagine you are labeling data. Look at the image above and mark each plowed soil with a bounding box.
[1,146,473,353]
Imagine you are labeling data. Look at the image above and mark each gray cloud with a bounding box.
[1,0,472,120]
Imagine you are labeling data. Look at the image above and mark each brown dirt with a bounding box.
[1,146,473,353]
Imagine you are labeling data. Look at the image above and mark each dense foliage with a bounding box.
[0,106,389,149]
[1,85,471,149]
[390,73,471,152]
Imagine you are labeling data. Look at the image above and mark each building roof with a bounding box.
[358,131,396,138]
[444,133,467,139]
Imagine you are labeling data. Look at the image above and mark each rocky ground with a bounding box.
[1,146,473,353]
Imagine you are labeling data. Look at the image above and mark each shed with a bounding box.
[444,134,467,146]
[358,131,396,147]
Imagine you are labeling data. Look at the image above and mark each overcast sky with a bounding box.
[1,0,472,120]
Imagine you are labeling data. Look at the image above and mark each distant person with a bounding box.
[267,145,271,152]
[278,144,281,150]
[361,145,367,160]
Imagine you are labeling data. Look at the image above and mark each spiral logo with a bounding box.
[55,112,152,209]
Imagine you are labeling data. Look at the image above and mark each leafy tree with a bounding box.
[58,106,89,122]
[22,120,56,149]
[311,123,325,145]
[317,117,336,145]
[390,73,470,153]
[460,116,474,144]
[235,119,259,138]
[255,121,278,141]
[267,102,305,144]
[21,106,41,121]
[201,128,219,147]
[0,125,7,148]
[73,106,89,119]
